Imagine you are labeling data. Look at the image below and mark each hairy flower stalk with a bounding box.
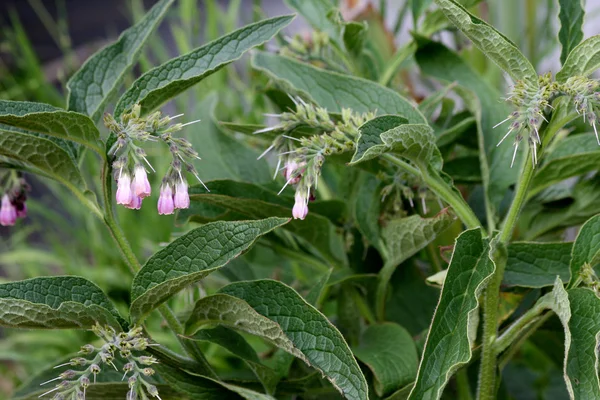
[104,104,207,215]
[40,323,160,400]
[0,170,30,227]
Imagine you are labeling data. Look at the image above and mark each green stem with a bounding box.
[456,367,474,400]
[100,162,217,378]
[382,154,480,229]
[477,152,535,399]
[379,42,416,87]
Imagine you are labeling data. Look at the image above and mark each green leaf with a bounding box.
[156,362,276,400]
[176,179,347,267]
[0,276,124,330]
[220,279,369,400]
[0,100,103,155]
[433,0,538,87]
[530,133,600,197]
[557,35,600,82]
[415,38,513,212]
[409,228,495,400]
[351,115,441,170]
[66,0,174,121]
[115,15,294,117]
[252,51,425,123]
[558,0,585,64]
[352,173,384,252]
[566,288,600,399]
[343,21,368,57]
[504,242,572,288]
[0,130,87,194]
[413,0,435,23]
[352,323,418,396]
[129,217,289,322]
[188,326,279,394]
[284,0,342,46]
[570,214,600,286]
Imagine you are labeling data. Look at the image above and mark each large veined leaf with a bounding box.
[66,0,174,121]
[177,179,347,267]
[504,242,572,288]
[115,15,294,117]
[433,0,538,87]
[569,214,600,286]
[352,323,418,397]
[0,130,87,194]
[0,277,124,330]
[409,228,495,400]
[129,218,288,322]
[557,35,600,82]
[252,51,425,123]
[558,0,585,64]
[415,38,514,213]
[220,280,369,400]
[350,115,442,170]
[566,288,600,399]
[529,133,600,197]
[0,100,103,155]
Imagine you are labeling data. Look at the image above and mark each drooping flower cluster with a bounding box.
[379,170,434,215]
[256,97,374,219]
[40,323,160,400]
[561,76,600,143]
[0,171,30,227]
[495,73,556,167]
[104,104,207,215]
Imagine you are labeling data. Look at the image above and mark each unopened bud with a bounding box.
[147,384,160,397]
[142,368,155,376]
[80,376,90,388]
[128,375,137,388]
[138,356,158,365]
[79,344,95,354]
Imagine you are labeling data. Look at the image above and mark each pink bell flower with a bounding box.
[116,173,133,205]
[0,195,17,226]
[132,165,151,198]
[157,184,175,215]
[292,191,308,220]
[174,180,190,209]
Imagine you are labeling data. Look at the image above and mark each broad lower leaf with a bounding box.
[0,100,103,155]
[115,15,294,117]
[530,133,600,197]
[415,38,514,213]
[569,214,600,286]
[352,323,418,396]
[220,280,369,400]
[504,242,572,288]
[0,276,124,330]
[156,362,276,400]
[177,179,347,267]
[252,51,425,123]
[566,288,600,399]
[433,0,538,87]
[66,0,174,121]
[351,115,441,170]
[0,130,87,194]
[557,35,600,82]
[129,218,288,322]
[409,228,495,400]
[558,0,585,64]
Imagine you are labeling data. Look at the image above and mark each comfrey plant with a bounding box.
[5,1,600,400]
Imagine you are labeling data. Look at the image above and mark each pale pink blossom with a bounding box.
[174,181,190,209]
[132,165,151,198]
[16,203,27,218]
[116,173,133,205]
[157,184,174,215]
[292,191,308,220]
[0,195,17,226]
[283,160,305,185]
[125,195,143,210]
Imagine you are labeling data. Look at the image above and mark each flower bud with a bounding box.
[292,191,309,220]
[137,356,158,365]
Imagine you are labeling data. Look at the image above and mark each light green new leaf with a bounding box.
[284,0,342,46]
[115,15,294,117]
[177,179,347,267]
[530,133,600,197]
[504,242,572,288]
[220,280,369,400]
[0,130,87,194]
[66,0,174,121]
[0,100,103,155]
[566,288,600,400]
[409,228,495,400]
[557,35,600,82]
[558,0,585,64]
[433,0,538,86]
[352,323,418,397]
[413,0,435,23]
[351,115,441,170]
[569,214,600,286]
[0,277,124,330]
[252,52,425,123]
[129,218,289,322]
